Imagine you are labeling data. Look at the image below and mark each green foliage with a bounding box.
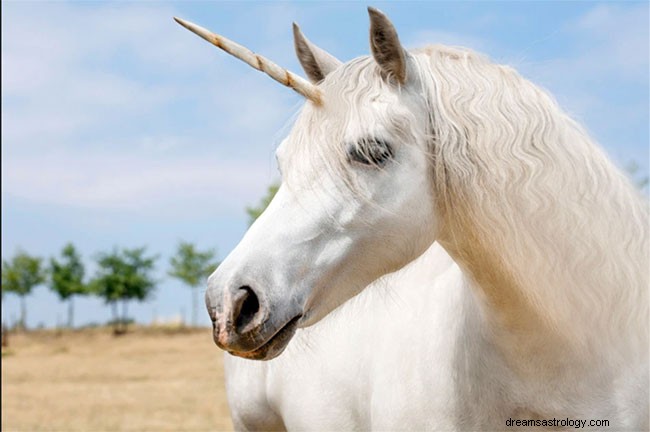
[1,251,46,297]
[49,243,86,300]
[625,161,649,193]
[89,247,158,334]
[169,242,219,327]
[1,250,46,328]
[246,183,279,226]
[49,243,88,328]
[168,242,218,288]
[90,247,158,303]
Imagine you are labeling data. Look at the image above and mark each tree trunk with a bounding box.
[2,322,8,347]
[68,296,74,328]
[20,295,26,331]
[122,300,128,333]
[192,286,198,327]
[111,301,118,334]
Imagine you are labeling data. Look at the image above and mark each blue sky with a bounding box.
[2,1,648,328]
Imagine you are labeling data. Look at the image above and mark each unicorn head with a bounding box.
[175,8,440,359]
[176,7,648,361]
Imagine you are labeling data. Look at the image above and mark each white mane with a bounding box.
[414,45,648,357]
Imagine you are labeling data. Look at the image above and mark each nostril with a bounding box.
[235,286,260,332]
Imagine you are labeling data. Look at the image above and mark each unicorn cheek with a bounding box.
[203,183,357,357]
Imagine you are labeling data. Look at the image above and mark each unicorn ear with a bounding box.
[293,23,343,84]
[368,7,407,84]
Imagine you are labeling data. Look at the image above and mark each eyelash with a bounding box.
[347,138,394,167]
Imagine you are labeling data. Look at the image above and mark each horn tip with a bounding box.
[292,22,302,36]
[173,16,193,31]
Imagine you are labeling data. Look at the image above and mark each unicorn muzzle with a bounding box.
[206,279,302,360]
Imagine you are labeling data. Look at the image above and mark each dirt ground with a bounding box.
[1,327,234,431]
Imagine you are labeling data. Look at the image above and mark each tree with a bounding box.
[90,247,158,334]
[169,242,219,327]
[246,183,279,226]
[1,251,46,329]
[625,161,649,193]
[49,243,87,328]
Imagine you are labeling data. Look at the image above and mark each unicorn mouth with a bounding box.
[228,315,301,360]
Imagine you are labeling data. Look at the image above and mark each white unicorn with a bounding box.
[175,8,649,431]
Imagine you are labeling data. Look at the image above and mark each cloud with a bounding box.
[1,2,298,215]
[2,150,274,215]
[2,3,215,149]
[512,3,648,90]
[573,3,649,80]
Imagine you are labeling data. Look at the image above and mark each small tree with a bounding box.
[1,251,46,330]
[90,247,158,334]
[246,183,279,226]
[625,161,649,193]
[169,242,219,327]
[49,243,87,328]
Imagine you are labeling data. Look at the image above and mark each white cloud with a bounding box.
[1,2,298,214]
[2,151,274,215]
[1,3,213,149]
[3,74,179,147]
[574,2,649,81]
[513,4,648,88]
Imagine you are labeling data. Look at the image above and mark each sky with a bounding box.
[2,1,648,329]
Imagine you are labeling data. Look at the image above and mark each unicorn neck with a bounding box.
[432,75,648,365]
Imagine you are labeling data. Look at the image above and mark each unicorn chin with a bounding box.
[223,315,302,360]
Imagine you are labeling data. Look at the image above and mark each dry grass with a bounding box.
[1,327,234,432]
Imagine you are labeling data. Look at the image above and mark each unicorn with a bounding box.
[175,7,649,431]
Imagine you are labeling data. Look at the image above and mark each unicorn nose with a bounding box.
[206,281,269,352]
[230,286,261,334]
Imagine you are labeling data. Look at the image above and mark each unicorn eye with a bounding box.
[347,138,394,167]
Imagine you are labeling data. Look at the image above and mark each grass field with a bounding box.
[1,327,234,431]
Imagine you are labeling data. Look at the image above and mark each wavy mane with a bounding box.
[418,45,648,358]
